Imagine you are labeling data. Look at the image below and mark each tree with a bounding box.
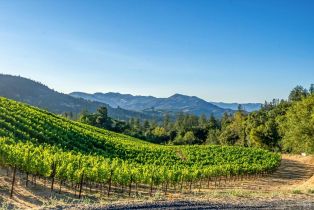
[183,131,196,144]
[280,95,314,154]
[219,111,246,146]
[198,114,207,129]
[143,120,150,130]
[221,113,231,130]
[172,131,196,145]
[163,114,171,130]
[205,129,220,145]
[94,106,114,129]
[245,100,289,151]
[96,106,108,126]
[208,114,218,129]
[97,106,108,119]
[151,127,169,142]
[79,109,91,124]
[288,85,308,102]
[309,84,314,95]
[249,119,280,151]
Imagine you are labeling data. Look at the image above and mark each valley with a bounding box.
[1,1,313,208]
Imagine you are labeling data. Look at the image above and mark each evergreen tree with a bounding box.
[288,85,308,102]
[208,114,218,129]
[198,114,208,129]
[309,84,314,95]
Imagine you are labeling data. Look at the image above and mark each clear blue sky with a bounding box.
[0,0,313,103]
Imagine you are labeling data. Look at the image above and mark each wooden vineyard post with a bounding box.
[79,171,85,199]
[10,165,17,199]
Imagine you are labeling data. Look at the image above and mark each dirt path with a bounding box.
[206,154,314,192]
[91,200,314,210]
[256,155,314,189]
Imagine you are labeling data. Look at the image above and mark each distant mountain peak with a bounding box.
[170,93,186,97]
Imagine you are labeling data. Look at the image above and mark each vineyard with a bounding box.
[0,97,281,198]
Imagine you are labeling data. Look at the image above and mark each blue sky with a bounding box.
[0,0,313,103]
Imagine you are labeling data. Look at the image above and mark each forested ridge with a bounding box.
[0,97,280,198]
[78,85,314,154]
[0,74,157,121]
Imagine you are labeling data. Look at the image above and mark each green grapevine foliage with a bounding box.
[0,97,281,196]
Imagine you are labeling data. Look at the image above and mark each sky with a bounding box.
[0,0,313,103]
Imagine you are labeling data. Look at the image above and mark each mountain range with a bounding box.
[0,74,261,120]
[70,92,261,117]
[0,74,154,121]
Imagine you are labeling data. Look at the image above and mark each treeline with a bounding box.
[77,85,314,154]
[78,107,221,145]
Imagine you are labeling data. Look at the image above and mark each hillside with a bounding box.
[70,92,238,117]
[0,96,280,178]
[0,97,299,209]
[0,74,155,121]
[0,96,278,167]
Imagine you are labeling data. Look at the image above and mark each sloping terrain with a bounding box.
[0,74,154,121]
[0,97,282,209]
[0,97,278,168]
